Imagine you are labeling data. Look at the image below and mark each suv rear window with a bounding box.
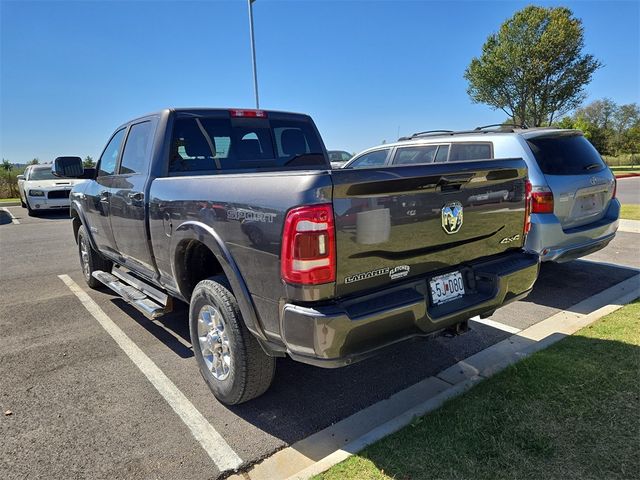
[526,134,606,175]
[169,116,326,174]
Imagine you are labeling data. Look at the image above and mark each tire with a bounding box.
[20,197,26,208]
[26,200,37,216]
[77,224,113,289]
[189,277,276,405]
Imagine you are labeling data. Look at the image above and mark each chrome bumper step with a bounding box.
[92,270,170,319]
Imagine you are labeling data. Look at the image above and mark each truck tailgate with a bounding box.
[331,158,529,297]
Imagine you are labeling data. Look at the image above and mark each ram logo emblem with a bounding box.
[441,202,463,234]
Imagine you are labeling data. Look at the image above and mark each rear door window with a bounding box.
[120,121,154,174]
[434,145,450,162]
[347,149,390,168]
[449,143,493,162]
[392,145,438,165]
[526,134,606,175]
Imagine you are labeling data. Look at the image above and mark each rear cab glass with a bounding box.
[526,134,606,175]
[168,112,327,174]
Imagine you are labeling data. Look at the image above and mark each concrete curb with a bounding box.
[0,201,21,207]
[619,219,640,234]
[615,173,640,179]
[232,274,640,480]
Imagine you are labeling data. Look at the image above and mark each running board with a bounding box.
[92,270,170,319]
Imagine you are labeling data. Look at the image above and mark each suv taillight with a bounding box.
[281,204,336,285]
[531,187,554,214]
[612,177,617,199]
[524,180,532,235]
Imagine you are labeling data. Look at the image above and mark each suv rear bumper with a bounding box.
[281,251,539,368]
[526,199,619,263]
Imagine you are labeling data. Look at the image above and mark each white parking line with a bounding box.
[469,316,522,334]
[1,207,20,224]
[58,274,243,473]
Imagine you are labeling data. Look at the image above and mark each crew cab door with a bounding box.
[108,120,157,279]
[84,128,126,256]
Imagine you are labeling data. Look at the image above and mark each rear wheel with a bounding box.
[77,224,112,288]
[189,277,275,405]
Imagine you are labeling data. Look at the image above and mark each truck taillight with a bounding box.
[531,187,554,214]
[229,109,267,118]
[524,180,532,235]
[281,204,336,285]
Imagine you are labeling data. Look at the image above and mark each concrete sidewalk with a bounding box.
[619,218,640,234]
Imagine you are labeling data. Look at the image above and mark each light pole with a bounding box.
[247,0,259,109]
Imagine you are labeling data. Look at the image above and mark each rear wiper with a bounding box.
[584,163,602,171]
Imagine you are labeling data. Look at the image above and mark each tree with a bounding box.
[1,159,11,172]
[29,158,40,165]
[83,156,95,167]
[555,99,640,157]
[465,6,602,127]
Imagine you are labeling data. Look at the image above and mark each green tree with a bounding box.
[83,156,95,167]
[465,6,602,127]
[29,158,40,165]
[1,159,12,172]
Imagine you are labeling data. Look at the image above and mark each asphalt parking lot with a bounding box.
[1,205,639,479]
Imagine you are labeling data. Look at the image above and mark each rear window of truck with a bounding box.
[526,134,606,175]
[169,116,326,173]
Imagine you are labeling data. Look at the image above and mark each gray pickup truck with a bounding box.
[54,108,539,404]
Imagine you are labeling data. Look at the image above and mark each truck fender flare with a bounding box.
[171,220,267,342]
[70,200,99,251]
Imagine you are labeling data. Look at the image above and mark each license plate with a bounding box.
[429,271,465,305]
[577,193,603,216]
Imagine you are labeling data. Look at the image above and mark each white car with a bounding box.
[17,164,84,215]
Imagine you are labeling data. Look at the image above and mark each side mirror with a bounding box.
[17,175,25,181]
[53,156,84,178]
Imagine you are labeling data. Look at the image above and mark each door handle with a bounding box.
[99,191,109,203]
[128,192,144,201]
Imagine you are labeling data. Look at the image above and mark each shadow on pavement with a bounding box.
[522,259,638,313]
[102,257,637,446]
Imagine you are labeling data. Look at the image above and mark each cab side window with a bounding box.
[348,149,390,168]
[98,128,126,176]
[120,122,154,174]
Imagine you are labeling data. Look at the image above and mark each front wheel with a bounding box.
[189,277,275,405]
[77,224,112,288]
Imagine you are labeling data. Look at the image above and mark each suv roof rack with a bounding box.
[397,124,531,141]
[474,123,528,131]
[398,130,454,141]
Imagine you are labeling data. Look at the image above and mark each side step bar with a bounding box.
[92,270,171,319]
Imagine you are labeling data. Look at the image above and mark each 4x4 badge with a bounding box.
[441,201,463,234]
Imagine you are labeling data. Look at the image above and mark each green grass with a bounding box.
[603,154,640,167]
[316,300,640,480]
[620,204,640,221]
[0,197,19,203]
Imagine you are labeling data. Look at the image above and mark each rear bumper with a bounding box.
[526,199,619,262]
[281,251,540,368]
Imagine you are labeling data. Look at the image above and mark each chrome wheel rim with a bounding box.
[79,235,91,280]
[197,304,232,381]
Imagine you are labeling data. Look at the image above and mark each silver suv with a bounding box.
[343,126,619,262]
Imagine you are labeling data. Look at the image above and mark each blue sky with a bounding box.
[1,0,638,163]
